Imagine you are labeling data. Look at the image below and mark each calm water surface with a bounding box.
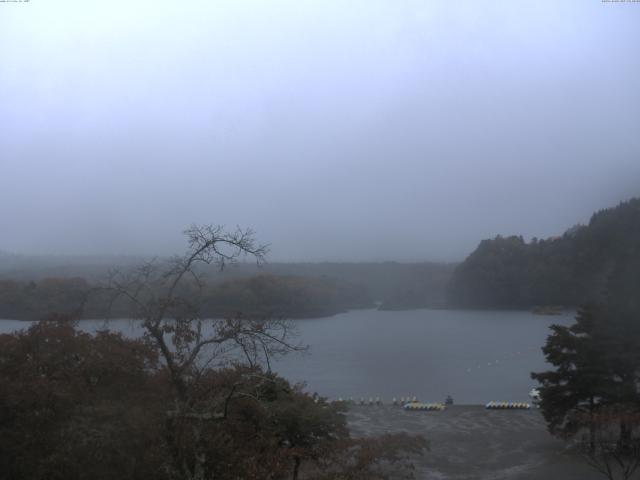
[0,308,572,404]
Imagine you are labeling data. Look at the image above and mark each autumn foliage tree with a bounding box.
[0,316,166,480]
[0,318,426,480]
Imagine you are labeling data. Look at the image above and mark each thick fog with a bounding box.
[1,0,639,261]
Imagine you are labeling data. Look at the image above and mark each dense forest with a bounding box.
[448,198,640,308]
[0,259,454,320]
[199,274,372,318]
[0,274,372,321]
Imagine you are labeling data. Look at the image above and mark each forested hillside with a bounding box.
[448,198,640,308]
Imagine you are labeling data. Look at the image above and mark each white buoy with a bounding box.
[392,397,397,405]
[375,396,381,405]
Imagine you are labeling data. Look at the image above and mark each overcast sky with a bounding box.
[1,0,639,261]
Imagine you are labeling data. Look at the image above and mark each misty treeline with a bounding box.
[0,225,427,480]
[0,261,454,321]
[449,198,640,309]
[0,274,372,321]
[2,197,639,319]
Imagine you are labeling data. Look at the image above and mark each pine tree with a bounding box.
[531,305,612,449]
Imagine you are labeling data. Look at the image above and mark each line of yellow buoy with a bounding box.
[485,401,531,409]
[329,398,533,411]
[403,402,446,411]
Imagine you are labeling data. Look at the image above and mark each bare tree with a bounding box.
[101,224,305,479]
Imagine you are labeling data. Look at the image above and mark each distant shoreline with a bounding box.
[0,305,577,323]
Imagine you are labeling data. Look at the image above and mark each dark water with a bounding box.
[271,308,572,404]
[0,308,572,404]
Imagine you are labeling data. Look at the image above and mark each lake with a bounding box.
[0,308,572,404]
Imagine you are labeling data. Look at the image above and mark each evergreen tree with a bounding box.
[533,296,640,451]
[531,305,611,448]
